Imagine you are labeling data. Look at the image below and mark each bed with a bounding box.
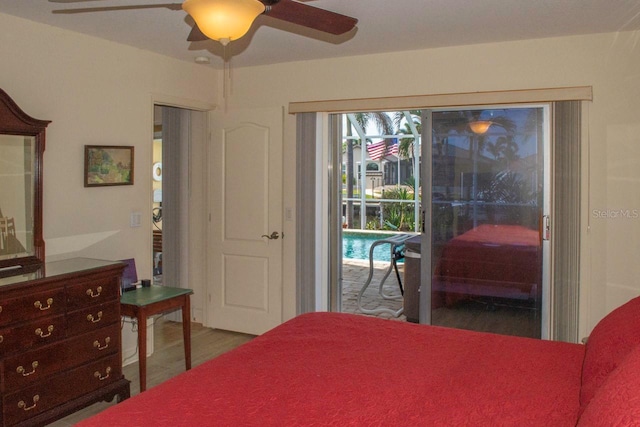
[78,296,640,426]
[433,224,541,307]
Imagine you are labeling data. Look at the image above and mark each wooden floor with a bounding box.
[49,318,254,426]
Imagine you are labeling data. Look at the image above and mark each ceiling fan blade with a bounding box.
[49,0,113,3]
[187,24,209,42]
[263,0,357,35]
[52,3,183,14]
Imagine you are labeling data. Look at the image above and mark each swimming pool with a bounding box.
[342,231,407,262]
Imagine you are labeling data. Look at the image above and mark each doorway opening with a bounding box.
[150,105,203,300]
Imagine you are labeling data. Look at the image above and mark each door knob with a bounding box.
[262,231,281,240]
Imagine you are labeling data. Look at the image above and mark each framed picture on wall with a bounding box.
[84,145,134,187]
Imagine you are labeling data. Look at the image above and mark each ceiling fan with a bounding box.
[49,0,358,46]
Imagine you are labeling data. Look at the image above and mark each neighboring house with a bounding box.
[343,144,410,189]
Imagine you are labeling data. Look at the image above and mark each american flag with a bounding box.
[366,139,399,161]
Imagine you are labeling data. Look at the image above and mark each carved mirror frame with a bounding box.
[0,89,50,270]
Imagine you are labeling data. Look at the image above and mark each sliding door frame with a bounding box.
[292,88,589,342]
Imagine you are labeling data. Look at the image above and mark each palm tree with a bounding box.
[345,112,393,229]
[391,111,420,154]
[394,111,421,170]
[485,135,520,168]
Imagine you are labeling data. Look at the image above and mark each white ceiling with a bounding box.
[2,0,640,69]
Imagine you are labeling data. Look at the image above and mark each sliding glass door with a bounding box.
[420,106,550,338]
[333,104,550,338]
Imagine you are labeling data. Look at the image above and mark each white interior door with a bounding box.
[208,107,283,335]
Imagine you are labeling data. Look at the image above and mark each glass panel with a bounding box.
[430,108,544,338]
[336,107,547,337]
[0,135,35,261]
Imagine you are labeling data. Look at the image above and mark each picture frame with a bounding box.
[84,145,134,187]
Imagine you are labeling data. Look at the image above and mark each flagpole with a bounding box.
[397,154,400,187]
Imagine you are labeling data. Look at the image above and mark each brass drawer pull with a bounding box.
[94,366,111,381]
[87,311,103,323]
[16,361,39,377]
[35,325,54,338]
[86,286,103,298]
[0,335,3,343]
[34,298,53,311]
[18,395,39,411]
[93,337,111,351]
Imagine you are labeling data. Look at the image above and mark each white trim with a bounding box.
[151,93,216,112]
[541,103,552,340]
[289,87,592,114]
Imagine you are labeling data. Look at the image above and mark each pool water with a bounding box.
[342,232,405,262]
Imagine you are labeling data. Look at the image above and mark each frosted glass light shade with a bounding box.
[182,0,265,45]
[469,120,493,135]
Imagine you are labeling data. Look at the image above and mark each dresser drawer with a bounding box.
[0,315,66,357]
[0,259,129,426]
[66,276,119,311]
[0,287,66,328]
[2,323,120,393]
[66,301,120,337]
[3,353,121,426]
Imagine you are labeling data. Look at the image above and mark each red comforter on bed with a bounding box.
[434,224,541,306]
[78,312,584,426]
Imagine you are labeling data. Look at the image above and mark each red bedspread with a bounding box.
[78,313,583,426]
[434,224,541,306]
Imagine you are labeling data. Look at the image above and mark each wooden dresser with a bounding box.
[0,258,130,427]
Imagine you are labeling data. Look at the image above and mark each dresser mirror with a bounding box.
[0,89,50,270]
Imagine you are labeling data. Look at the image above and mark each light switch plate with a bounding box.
[130,212,142,228]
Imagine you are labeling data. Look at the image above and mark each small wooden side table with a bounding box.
[120,285,193,392]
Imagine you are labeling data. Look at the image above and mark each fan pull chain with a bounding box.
[223,44,231,112]
[229,55,234,97]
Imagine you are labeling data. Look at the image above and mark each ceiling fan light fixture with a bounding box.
[182,0,266,44]
[469,120,493,135]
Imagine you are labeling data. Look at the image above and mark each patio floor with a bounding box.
[341,258,539,338]
[341,259,407,322]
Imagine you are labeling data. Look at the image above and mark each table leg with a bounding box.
[137,308,147,392]
[182,295,191,371]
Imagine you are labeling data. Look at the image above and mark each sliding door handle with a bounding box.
[542,215,550,241]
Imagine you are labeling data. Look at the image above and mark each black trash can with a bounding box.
[404,235,421,323]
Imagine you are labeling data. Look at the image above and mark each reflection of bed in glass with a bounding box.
[433,224,541,308]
